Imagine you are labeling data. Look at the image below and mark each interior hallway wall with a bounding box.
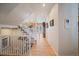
[46,3,78,56]
[0,28,23,36]
[46,4,59,55]
[58,3,78,56]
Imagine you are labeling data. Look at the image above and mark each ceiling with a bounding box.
[0,3,54,26]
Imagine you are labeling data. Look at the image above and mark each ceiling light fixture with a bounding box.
[43,3,45,7]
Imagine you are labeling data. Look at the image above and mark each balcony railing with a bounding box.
[0,35,33,56]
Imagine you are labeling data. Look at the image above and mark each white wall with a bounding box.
[46,3,78,56]
[46,4,59,55]
[58,3,78,56]
[0,28,23,36]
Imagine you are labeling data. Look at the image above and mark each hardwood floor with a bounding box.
[31,34,56,56]
[0,34,56,56]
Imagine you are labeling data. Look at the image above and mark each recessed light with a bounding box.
[43,3,45,7]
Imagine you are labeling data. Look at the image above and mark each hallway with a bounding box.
[31,34,56,56]
[0,3,78,56]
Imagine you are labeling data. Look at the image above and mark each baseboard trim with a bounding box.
[54,49,58,56]
[51,46,58,56]
[48,43,58,56]
[46,38,59,56]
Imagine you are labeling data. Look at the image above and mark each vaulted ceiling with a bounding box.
[0,3,54,26]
